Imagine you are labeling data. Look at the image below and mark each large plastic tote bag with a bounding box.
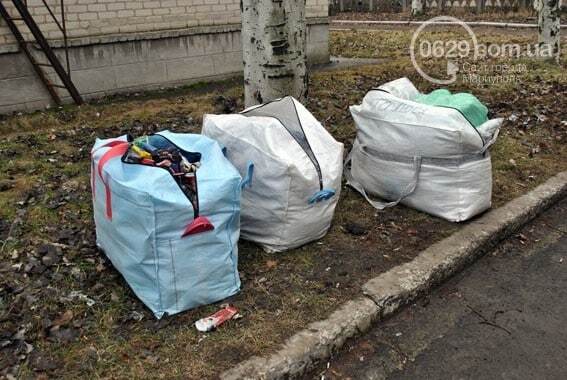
[91,131,248,318]
[202,96,344,253]
[347,77,503,222]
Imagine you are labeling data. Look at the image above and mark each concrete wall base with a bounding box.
[0,20,329,114]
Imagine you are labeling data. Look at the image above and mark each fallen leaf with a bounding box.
[53,310,74,328]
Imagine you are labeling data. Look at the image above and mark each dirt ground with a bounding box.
[0,27,566,379]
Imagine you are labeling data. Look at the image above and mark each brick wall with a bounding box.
[0,0,328,48]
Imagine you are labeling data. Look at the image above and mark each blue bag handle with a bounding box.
[308,188,336,204]
[240,161,254,189]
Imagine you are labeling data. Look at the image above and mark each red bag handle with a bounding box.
[91,141,129,220]
[91,140,128,200]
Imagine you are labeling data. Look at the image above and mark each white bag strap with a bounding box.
[344,146,422,210]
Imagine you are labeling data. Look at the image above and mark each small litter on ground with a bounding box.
[195,305,240,332]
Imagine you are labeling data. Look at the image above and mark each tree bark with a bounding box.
[241,0,308,107]
[411,0,425,15]
[535,0,561,61]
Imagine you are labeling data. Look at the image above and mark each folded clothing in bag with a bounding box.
[202,96,344,252]
[348,77,503,222]
[91,131,244,318]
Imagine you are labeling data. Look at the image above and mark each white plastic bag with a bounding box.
[347,78,502,222]
[203,96,344,252]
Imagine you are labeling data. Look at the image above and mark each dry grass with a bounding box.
[331,8,566,23]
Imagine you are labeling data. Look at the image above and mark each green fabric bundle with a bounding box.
[414,89,488,128]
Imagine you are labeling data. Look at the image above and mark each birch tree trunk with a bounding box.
[411,0,425,15]
[535,0,561,61]
[241,0,308,107]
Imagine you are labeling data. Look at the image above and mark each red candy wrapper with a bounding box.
[195,305,239,332]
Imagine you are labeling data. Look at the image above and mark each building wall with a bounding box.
[0,0,329,113]
[0,0,328,49]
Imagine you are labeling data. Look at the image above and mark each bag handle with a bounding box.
[95,141,129,220]
[308,189,336,204]
[91,139,129,200]
[240,161,254,189]
[344,145,422,210]
[221,146,253,190]
[479,127,500,154]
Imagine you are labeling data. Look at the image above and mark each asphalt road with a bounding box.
[309,198,567,380]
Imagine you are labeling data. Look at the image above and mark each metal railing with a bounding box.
[0,0,82,104]
[37,0,70,77]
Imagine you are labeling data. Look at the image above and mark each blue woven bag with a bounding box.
[91,130,250,318]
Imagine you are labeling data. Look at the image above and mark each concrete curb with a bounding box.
[222,171,567,380]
